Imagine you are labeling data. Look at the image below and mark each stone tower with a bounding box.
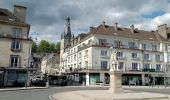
[60,17,72,69]
[60,17,72,51]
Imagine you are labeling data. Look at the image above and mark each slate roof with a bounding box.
[89,24,168,42]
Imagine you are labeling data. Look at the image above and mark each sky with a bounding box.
[1,0,170,43]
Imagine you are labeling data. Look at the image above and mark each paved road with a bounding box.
[0,86,108,100]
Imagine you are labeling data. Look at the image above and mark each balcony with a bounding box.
[144,59,152,61]
[129,46,138,49]
[142,68,155,72]
[114,45,128,49]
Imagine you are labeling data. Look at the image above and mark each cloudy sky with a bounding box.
[1,0,170,42]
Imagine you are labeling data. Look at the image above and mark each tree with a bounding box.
[31,41,38,53]
[32,40,60,56]
[55,42,60,52]
[38,40,50,55]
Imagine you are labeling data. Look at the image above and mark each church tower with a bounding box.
[60,17,72,51]
[60,17,72,69]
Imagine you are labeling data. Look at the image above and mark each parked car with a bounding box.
[31,76,46,86]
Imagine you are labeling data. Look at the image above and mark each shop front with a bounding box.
[89,73,100,85]
[122,74,142,85]
[0,70,4,87]
[5,70,27,87]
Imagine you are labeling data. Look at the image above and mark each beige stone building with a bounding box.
[60,18,170,86]
[0,5,33,87]
[41,53,60,75]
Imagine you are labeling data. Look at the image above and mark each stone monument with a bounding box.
[109,49,123,93]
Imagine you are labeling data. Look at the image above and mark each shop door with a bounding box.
[89,73,100,85]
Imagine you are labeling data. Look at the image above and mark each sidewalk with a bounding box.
[123,85,170,89]
[51,90,170,100]
[0,86,48,92]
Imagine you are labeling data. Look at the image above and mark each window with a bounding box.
[144,63,151,69]
[142,44,146,50]
[101,50,107,56]
[114,40,122,48]
[71,49,73,54]
[74,54,76,61]
[156,64,162,71]
[99,39,107,46]
[78,62,81,68]
[129,42,136,49]
[117,51,123,58]
[131,53,137,59]
[132,63,139,70]
[152,44,157,51]
[85,61,88,69]
[10,55,20,67]
[12,28,22,38]
[85,50,88,57]
[119,62,124,69]
[78,52,81,58]
[71,56,73,62]
[144,54,150,60]
[74,64,76,68]
[101,61,108,70]
[11,41,21,51]
[155,55,161,61]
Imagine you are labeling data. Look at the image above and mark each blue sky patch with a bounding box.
[143,11,165,19]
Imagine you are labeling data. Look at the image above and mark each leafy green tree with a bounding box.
[38,40,50,55]
[55,42,60,52]
[32,40,60,56]
[31,41,38,53]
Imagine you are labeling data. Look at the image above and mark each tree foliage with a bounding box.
[31,40,60,56]
[31,41,38,53]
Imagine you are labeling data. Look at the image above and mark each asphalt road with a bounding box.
[0,86,108,100]
[1,86,170,100]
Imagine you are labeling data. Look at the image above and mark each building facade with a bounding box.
[41,53,60,75]
[0,5,33,87]
[60,19,170,86]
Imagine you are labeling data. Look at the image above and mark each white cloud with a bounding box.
[1,0,170,42]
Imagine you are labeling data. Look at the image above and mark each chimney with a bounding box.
[114,22,118,30]
[130,24,134,33]
[13,5,27,22]
[90,26,95,32]
[102,21,105,27]
[158,24,167,39]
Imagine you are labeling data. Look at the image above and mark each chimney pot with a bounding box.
[102,21,105,27]
[130,25,134,33]
[114,22,118,30]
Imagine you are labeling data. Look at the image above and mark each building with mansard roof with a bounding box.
[0,5,33,87]
[60,18,170,86]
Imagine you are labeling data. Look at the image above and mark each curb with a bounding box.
[49,95,57,100]
[0,87,48,92]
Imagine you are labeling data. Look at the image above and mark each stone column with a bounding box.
[86,72,89,86]
[100,73,105,85]
[142,74,145,86]
[109,71,123,94]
